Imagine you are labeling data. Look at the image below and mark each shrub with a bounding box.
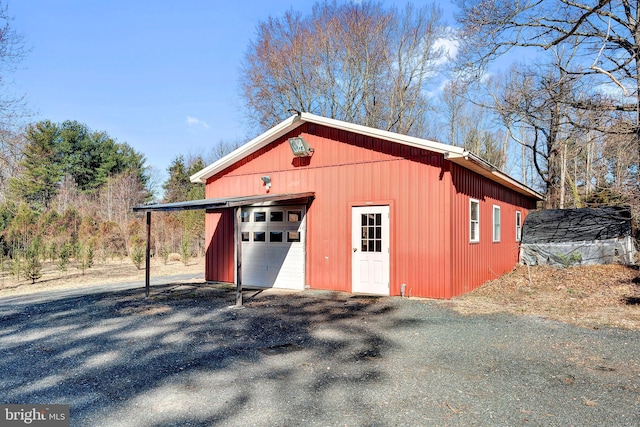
[180,234,190,266]
[57,243,74,276]
[77,240,95,275]
[130,245,144,270]
[24,239,43,284]
[160,244,169,265]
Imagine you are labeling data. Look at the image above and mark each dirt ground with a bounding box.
[0,255,206,297]
[444,263,640,330]
[2,257,639,330]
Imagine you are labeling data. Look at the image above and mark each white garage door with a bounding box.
[240,205,306,289]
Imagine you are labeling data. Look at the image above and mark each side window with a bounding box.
[470,199,480,243]
[515,211,522,242]
[493,205,501,242]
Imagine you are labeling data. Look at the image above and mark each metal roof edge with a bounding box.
[190,114,303,184]
[133,192,316,212]
[190,112,542,200]
[446,152,544,200]
[299,112,466,156]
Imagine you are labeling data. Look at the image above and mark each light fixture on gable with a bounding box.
[261,175,271,190]
[288,136,314,157]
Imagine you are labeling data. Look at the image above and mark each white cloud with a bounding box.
[186,116,210,129]
[433,36,459,65]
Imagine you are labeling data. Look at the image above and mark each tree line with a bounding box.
[0,118,216,283]
[3,0,640,284]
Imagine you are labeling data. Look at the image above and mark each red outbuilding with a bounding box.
[189,113,543,299]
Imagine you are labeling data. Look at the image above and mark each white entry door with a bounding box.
[351,205,390,295]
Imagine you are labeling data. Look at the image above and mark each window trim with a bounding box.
[470,199,480,243]
[515,211,522,242]
[492,204,501,243]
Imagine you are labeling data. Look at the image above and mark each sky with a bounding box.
[8,0,457,187]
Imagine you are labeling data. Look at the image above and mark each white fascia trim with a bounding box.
[191,112,466,184]
[190,112,543,201]
[190,114,303,183]
[465,152,544,199]
[301,113,466,157]
[448,151,544,200]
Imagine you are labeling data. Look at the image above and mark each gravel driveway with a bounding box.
[0,279,639,426]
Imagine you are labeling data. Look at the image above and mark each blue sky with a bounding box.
[9,0,456,185]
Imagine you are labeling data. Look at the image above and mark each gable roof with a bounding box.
[191,112,544,200]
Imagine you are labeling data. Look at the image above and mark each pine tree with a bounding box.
[162,155,189,203]
[57,243,73,276]
[130,245,144,270]
[9,121,63,211]
[180,234,191,266]
[24,238,42,284]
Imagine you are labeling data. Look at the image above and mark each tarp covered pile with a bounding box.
[520,206,636,267]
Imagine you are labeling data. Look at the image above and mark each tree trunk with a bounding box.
[559,142,566,209]
[545,103,562,209]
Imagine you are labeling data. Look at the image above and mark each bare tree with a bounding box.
[99,170,147,226]
[439,80,467,146]
[455,0,640,178]
[206,139,242,164]
[438,79,508,170]
[241,0,445,137]
[0,128,23,203]
[0,2,27,125]
[0,2,28,204]
[487,59,582,208]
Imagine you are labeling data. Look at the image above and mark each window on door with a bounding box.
[360,213,382,252]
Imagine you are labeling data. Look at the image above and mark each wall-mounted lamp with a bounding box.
[261,175,271,190]
[288,136,314,157]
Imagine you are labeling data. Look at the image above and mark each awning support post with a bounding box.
[234,207,243,306]
[145,211,151,298]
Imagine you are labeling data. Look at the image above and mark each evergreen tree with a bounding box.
[57,120,148,194]
[162,155,206,203]
[162,155,189,203]
[9,120,149,211]
[57,243,73,276]
[9,121,62,211]
[77,240,94,275]
[180,233,191,266]
[24,237,42,284]
[130,244,144,270]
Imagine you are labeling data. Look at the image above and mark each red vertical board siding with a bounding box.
[204,209,234,283]
[448,164,536,296]
[203,122,537,298]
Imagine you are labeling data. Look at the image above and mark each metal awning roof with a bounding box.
[132,192,315,212]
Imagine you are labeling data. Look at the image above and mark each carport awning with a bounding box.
[132,192,315,212]
[132,191,315,304]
